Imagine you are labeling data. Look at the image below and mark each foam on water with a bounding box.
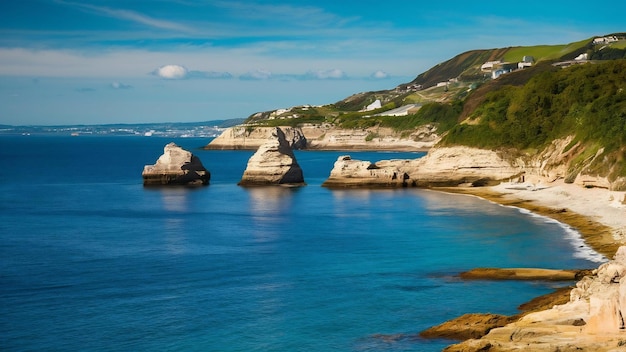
[512,206,607,263]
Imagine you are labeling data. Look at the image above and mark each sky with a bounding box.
[0,1,624,126]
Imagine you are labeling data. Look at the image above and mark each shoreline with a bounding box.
[429,181,626,351]
[434,181,626,259]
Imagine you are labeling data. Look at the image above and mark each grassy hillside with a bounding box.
[442,59,626,182]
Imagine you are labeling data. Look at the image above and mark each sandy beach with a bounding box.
[440,179,626,260]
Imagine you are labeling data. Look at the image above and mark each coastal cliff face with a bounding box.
[205,124,439,151]
[205,126,307,150]
[446,246,626,352]
[322,146,522,188]
[511,136,626,191]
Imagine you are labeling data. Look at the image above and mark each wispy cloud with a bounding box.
[111,82,132,89]
[212,1,359,28]
[239,69,273,80]
[305,69,346,80]
[56,1,194,33]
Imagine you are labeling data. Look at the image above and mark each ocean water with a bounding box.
[0,136,604,352]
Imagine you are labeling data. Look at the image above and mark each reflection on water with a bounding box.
[159,187,193,212]
[246,186,299,215]
[246,186,301,243]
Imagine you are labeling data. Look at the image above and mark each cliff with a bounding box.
[205,124,439,151]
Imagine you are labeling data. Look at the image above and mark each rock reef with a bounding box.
[142,142,210,186]
[238,127,305,186]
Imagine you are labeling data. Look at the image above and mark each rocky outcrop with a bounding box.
[238,127,305,186]
[205,126,307,150]
[445,246,626,352]
[142,143,210,186]
[322,146,522,188]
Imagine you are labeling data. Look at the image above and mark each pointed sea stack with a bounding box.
[142,142,210,186]
[238,127,305,186]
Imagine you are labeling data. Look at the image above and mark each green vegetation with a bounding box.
[378,102,462,132]
[443,59,626,176]
[503,44,568,63]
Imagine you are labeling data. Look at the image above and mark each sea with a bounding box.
[0,135,606,352]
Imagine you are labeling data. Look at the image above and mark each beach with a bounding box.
[441,179,626,259]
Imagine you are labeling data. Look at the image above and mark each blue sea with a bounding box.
[0,135,605,352]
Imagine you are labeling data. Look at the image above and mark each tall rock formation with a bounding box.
[142,142,210,186]
[238,127,305,186]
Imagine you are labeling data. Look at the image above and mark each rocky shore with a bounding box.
[426,181,626,351]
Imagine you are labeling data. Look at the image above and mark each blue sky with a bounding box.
[0,1,624,125]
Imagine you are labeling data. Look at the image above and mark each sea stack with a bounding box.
[142,142,210,186]
[238,127,305,186]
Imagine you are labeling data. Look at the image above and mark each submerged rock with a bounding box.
[142,142,210,186]
[238,127,305,186]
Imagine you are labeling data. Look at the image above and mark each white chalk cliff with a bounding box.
[205,124,439,151]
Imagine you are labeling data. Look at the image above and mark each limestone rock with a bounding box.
[445,246,626,351]
[322,155,413,188]
[205,126,307,150]
[205,124,438,151]
[142,142,210,186]
[238,127,305,186]
[322,147,521,188]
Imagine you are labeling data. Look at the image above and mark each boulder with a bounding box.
[238,127,305,186]
[142,142,210,186]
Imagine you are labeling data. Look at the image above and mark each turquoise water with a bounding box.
[0,136,603,351]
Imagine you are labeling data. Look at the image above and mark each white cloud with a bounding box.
[187,70,233,79]
[153,64,188,79]
[306,69,346,80]
[371,70,389,79]
[239,69,273,80]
